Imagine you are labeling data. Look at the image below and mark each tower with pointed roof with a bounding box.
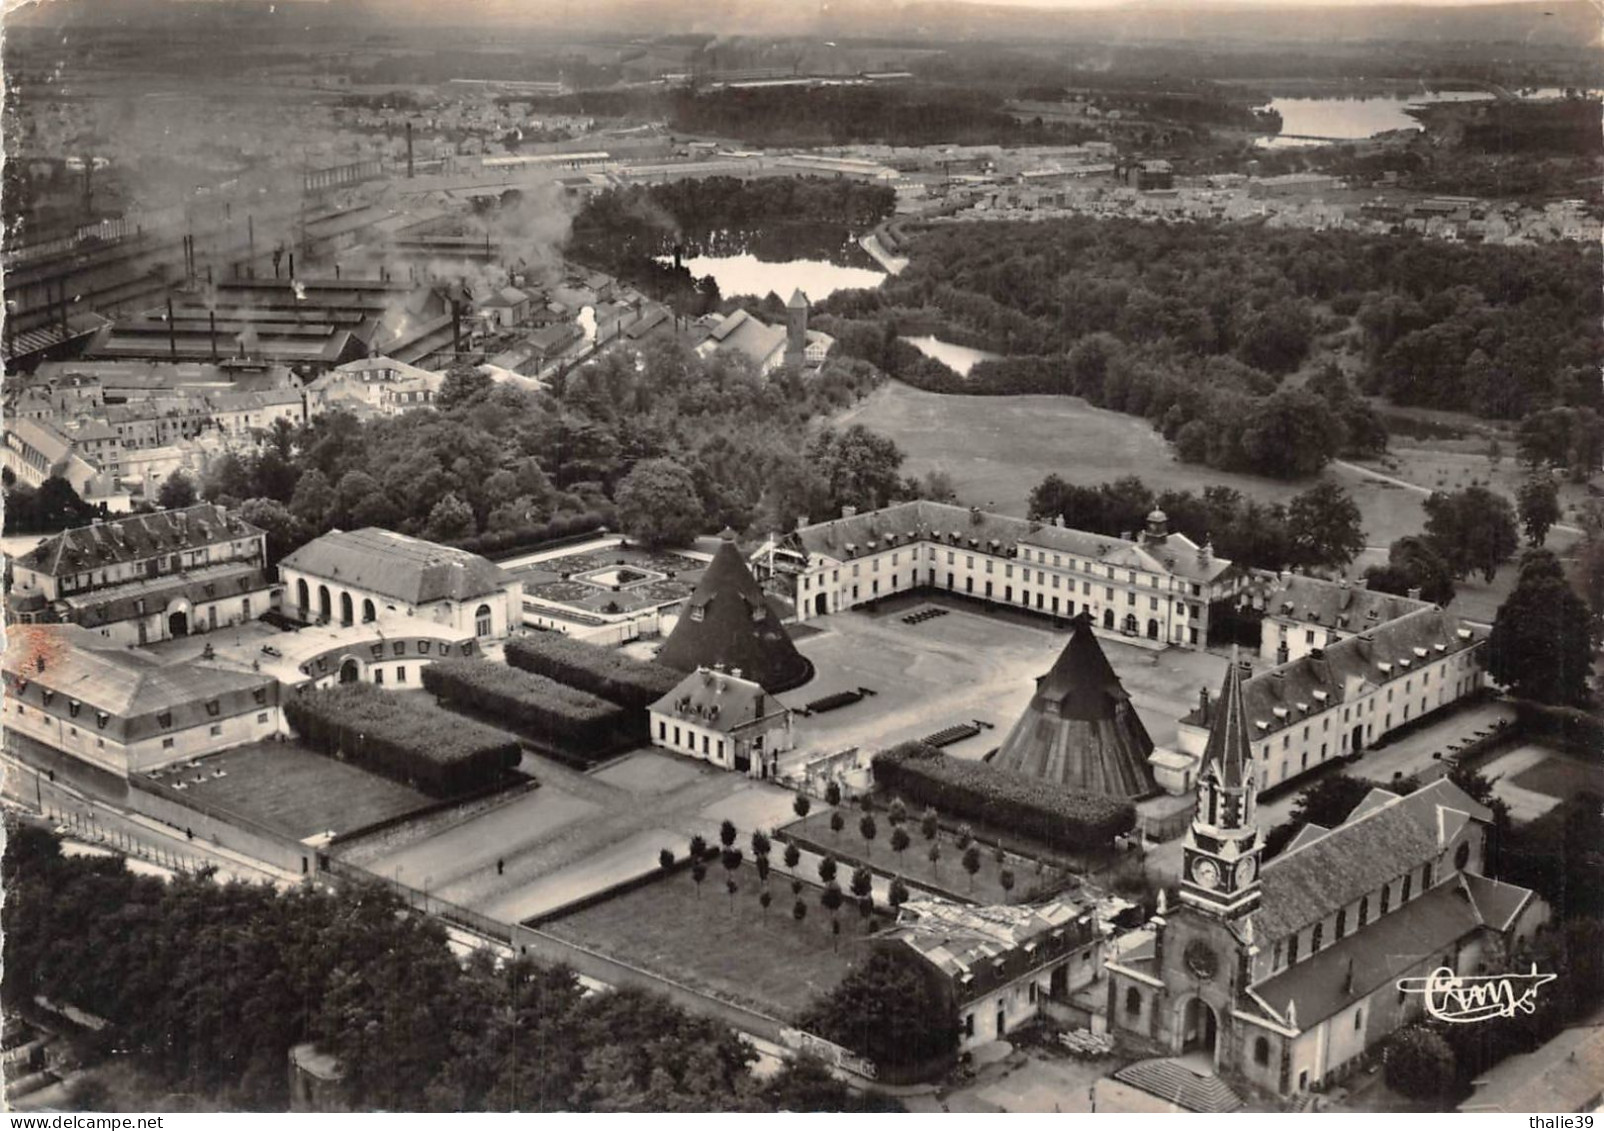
[991,610,1157,799]
[1180,649,1264,920]
[658,530,813,693]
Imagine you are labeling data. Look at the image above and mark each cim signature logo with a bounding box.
[1396,965,1557,1024]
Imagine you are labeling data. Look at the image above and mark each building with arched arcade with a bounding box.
[278,528,522,642]
[1101,654,1545,1110]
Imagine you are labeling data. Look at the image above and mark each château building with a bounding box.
[772,503,1245,650]
[1173,605,1485,796]
[6,505,277,646]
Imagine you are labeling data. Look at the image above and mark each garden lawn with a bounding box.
[163,740,433,839]
[540,858,887,1019]
[1508,753,1604,801]
[782,807,1070,906]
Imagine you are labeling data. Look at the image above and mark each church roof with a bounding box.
[1254,874,1485,1030]
[656,534,812,693]
[1257,778,1492,942]
[1199,652,1253,790]
[991,611,1156,798]
[279,528,514,606]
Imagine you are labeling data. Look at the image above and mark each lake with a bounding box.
[1256,90,1494,148]
[902,335,1000,377]
[669,253,885,302]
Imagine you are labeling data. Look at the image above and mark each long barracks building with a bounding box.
[769,502,1246,650]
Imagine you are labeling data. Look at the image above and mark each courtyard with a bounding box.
[155,739,434,840]
[541,856,889,1019]
[780,594,1229,765]
[334,745,802,925]
[509,541,709,618]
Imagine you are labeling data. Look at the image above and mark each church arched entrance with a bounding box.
[339,658,360,684]
[1181,997,1219,1060]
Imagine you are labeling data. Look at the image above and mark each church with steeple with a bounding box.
[1103,651,1547,1110]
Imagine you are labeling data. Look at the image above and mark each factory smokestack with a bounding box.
[288,251,295,279]
[167,296,177,359]
[209,309,218,361]
[406,120,415,180]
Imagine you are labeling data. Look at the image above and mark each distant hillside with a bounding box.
[7,0,1597,48]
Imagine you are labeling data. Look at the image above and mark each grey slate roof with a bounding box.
[20,505,263,578]
[1257,778,1492,942]
[278,528,514,606]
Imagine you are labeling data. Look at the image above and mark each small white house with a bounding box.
[648,665,794,779]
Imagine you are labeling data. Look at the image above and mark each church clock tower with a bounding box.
[1180,650,1263,920]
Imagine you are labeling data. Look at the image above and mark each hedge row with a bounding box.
[504,633,682,711]
[284,683,520,798]
[449,509,613,559]
[872,741,1136,851]
[422,657,632,754]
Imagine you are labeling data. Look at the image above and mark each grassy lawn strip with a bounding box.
[541,858,887,1020]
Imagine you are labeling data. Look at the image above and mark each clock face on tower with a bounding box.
[1236,857,1258,886]
[1191,858,1221,889]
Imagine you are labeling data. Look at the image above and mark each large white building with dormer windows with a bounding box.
[765,502,1246,650]
[1102,654,1546,1110]
[6,505,277,647]
[1171,605,1485,796]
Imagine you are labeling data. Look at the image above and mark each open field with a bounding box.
[542,858,887,1019]
[162,740,432,839]
[785,594,1228,761]
[1509,751,1604,799]
[839,382,1587,625]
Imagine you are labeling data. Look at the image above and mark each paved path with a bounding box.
[1333,459,1585,537]
[342,745,801,923]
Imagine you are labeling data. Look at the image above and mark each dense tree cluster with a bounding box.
[796,949,959,1071]
[1487,549,1594,707]
[189,340,902,565]
[1025,473,1365,574]
[1364,535,1458,607]
[567,176,895,307]
[821,217,1599,476]
[1,826,894,1112]
[1,472,103,535]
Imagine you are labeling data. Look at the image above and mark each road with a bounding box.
[2,755,298,889]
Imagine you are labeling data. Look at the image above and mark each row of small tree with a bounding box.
[798,784,1026,899]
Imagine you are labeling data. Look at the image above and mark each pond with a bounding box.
[668,253,885,302]
[902,335,1000,377]
[1255,90,1494,147]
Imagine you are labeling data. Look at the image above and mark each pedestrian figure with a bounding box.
[497,858,504,875]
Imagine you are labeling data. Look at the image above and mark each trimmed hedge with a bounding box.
[449,509,613,559]
[422,657,632,754]
[284,683,520,798]
[504,633,682,711]
[872,741,1135,851]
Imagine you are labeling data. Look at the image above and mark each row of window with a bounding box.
[806,543,1210,601]
[658,720,727,762]
[1269,853,1460,974]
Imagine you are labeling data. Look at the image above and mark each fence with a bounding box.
[128,775,315,877]
[41,802,210,877]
